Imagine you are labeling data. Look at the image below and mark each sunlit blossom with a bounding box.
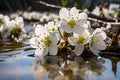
[40,14,50,23]
[30,24,59,59]
[0,15,10,39]
[23,11,41,20]
[7,17,25,38]
[29,7,108,59]
[0,15,26,41]
[0,14,4,24]
[59,7,88,34]
[45,21,61,40]
[92,6,101,16]
[68,30,90,56]
[109,4,120,15]
[89,28,106,56]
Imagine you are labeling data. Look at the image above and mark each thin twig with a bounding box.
[58,27,63,39]
[36,1,120,25]
[36,1,62,10]
[4,0,13,12]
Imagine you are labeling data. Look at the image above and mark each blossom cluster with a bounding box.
[30,7,107,59]
[0,14,26,41]
[22,11,59,23]
[92,3,120,19]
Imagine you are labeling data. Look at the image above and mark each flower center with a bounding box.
[11,24,21,36]
[76,35,85,44]
[42,35,52,46]
[50,26,57,31]
[68,19,76,28]
[91,36,99,45]
[0,19,3,24]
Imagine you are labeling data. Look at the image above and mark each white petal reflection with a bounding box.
[30,56,106,80]
[30,60,48,80]
[74,45,84,56]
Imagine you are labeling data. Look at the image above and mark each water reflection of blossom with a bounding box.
[30,56,106,80]
[30,60,49,80]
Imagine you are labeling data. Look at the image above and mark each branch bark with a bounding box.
[4,0,13,12]
[36,1,120,24]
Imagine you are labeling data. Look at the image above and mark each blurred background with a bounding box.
[0,0,120,12]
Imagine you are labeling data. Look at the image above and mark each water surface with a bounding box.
[0,26,120,80]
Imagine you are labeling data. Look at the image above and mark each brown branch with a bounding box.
[111,26,120,46]
[4,0,13,12]
[36,1,120,24]
[36,1,62,10]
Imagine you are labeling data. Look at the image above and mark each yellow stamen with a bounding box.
[91,36,98,45]
[42,35,52,46]
[68,19,76,28]
[0,19,3,24]
[50,27,57,31]
[76,35,85,44]
[11,24,21,35]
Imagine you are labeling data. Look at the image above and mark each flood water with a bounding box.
[0,24,120,80]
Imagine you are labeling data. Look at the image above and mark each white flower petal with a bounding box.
[106,23,111,29]
[59,8,69,20]
[78,12,88,23]
[73,25,84,34]
[82,21,91,29]
[35,47,48,59]
[82,29,90,38]
[92,6,100,16]
[29,37,39,48]
[15,17,24,25]
[89,28,107,56]
[68,37,76,46]
[93,28,106,40]
[90,46,100,56]
[81,30,90,45]
[94,41,106,50]
[60,21,72,33]
[35,25,48,36]
[35,48,44,59]
[49,44,58,55]
[45,21,54,29]
[2,16,10,24]
[70,7,79,19]
[0,24,11,39]
[73,29,90,45]
[0,14,3,19]
[49,32,59,44]
[74,45,84,56]
[35,46,49,57]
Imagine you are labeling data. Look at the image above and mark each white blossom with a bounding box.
[0,15,10,39]
[68,30,90,56]
[45,21,61,41]
[59,7,88,34]
[89,28,106,56]
[109,4,120,15]
[92,6,101,16]
[30,24,59,59]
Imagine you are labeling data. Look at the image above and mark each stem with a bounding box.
[111,26,120,46]
[4,0,13,12]
[36,1,120,23]
[36,1,62,10]
[58,27,64,39]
